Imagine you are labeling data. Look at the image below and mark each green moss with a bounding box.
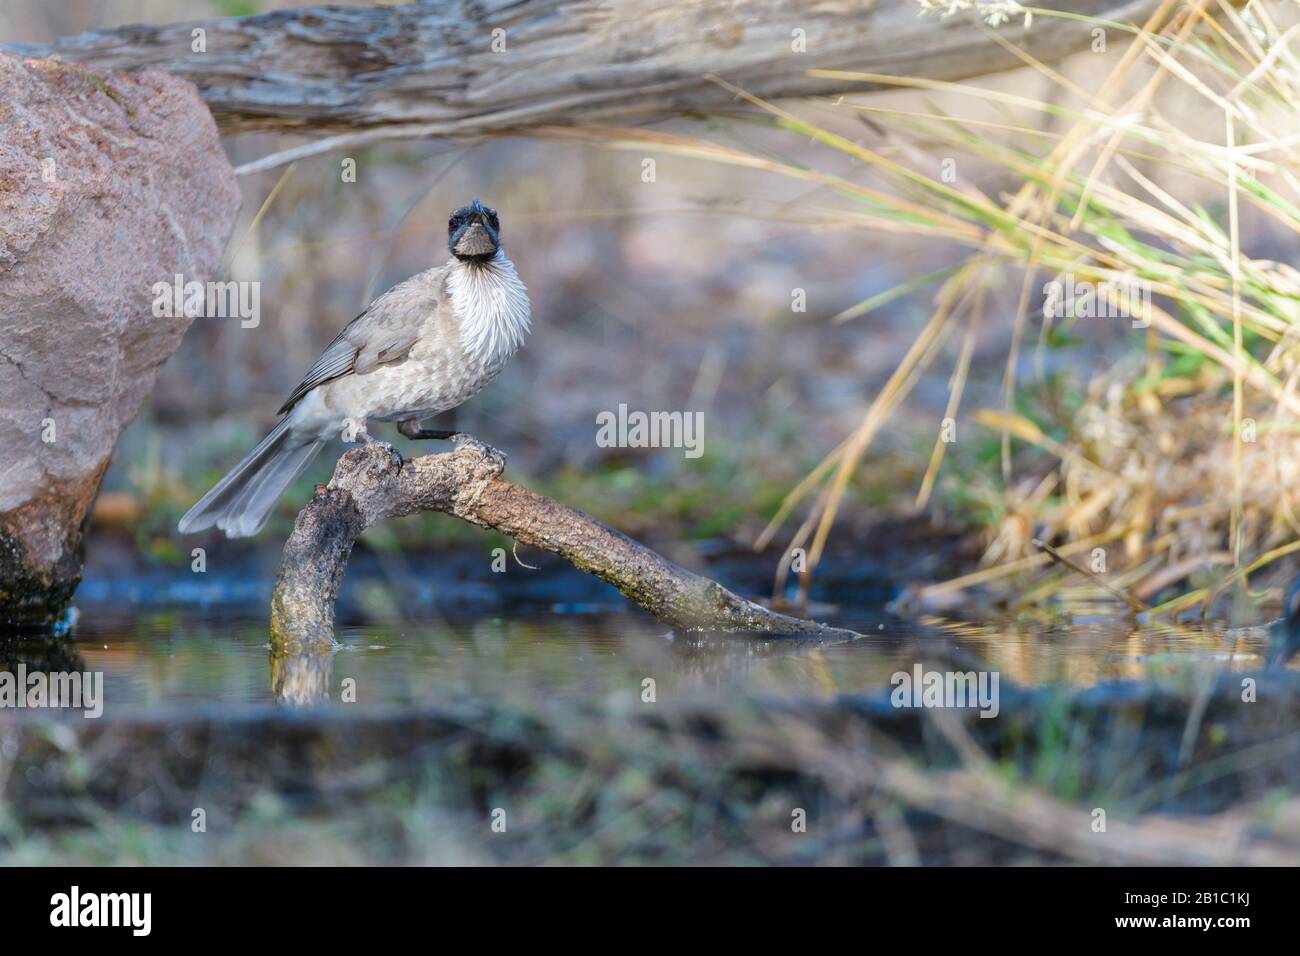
[0,530,80,626]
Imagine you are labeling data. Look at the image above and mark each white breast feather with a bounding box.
[447,250,531,367]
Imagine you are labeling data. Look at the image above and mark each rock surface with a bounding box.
[0,53,239,622]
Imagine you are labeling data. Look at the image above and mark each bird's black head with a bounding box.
[448,199,501,262]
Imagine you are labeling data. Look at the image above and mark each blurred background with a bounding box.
[4,0,1300,866]
[5,0,1002,580]
[4,1,1294,613]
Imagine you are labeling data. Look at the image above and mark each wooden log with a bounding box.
[5,1,1164,137]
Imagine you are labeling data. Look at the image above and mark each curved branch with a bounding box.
[6,1,1163,136]
[270,442,858,647]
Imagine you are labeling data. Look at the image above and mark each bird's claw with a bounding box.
[359,436,403,470]
[452,433,506,477]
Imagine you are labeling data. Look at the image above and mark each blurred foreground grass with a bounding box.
[5,662,1300,865]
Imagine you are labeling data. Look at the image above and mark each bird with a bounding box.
[178,199,530,538]
[1266,574,1300,668]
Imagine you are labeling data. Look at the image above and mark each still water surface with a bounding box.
[17,596,1272,710]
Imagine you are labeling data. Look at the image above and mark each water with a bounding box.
[1,563,1289,865]
[4,589,1275,711]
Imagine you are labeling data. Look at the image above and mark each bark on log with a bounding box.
[270,441,858,647]
[6,1,1164,137]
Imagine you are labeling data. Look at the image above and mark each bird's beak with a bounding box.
[454,221,496,258]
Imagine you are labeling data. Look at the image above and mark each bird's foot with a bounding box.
[383,441,404,469]
[364,441,404,471]
[451,432,506,478]
[397,418,457,441]
[343,419,403,468]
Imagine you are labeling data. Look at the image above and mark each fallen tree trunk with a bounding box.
[6,1,1163,137]
[270,441,859,646]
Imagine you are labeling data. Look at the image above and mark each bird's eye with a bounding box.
[448,216,458,229]
[489,213,500,229]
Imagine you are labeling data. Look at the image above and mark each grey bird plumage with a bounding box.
[179,200,530,538]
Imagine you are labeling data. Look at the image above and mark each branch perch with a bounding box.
[270,442,859,646]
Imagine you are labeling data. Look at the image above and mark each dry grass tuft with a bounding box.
[551,0,1300,615]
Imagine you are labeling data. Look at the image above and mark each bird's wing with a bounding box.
[276,311,366,414]
[276,270,444,415]
[351,307,424,375]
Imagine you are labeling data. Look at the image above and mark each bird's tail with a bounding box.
[178,417,324,538]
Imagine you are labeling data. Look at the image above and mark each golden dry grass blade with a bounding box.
[1068,0,1210,231]
[919,528,1128,599]
[1200,538,1300,615]
[223,160,298,273]
[800,262,984,572]
[915,299,982,511]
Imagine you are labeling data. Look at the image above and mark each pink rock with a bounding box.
[0,53,239,622]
